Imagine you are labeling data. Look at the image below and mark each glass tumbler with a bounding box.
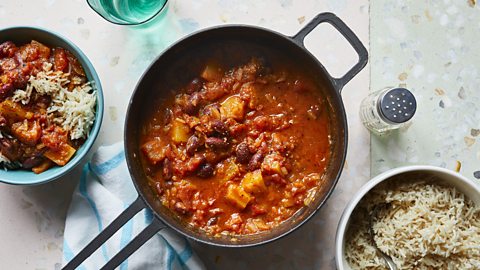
[87,0,169,25]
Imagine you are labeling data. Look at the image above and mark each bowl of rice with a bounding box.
[0,26,103,185]
[336,165,480,269]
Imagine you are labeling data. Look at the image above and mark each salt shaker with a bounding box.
[359,87,416,134]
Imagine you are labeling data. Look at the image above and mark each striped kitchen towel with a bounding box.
[63,142,205,270]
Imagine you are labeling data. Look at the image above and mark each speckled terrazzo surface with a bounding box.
[370,1,480,182]
[0,1,370,269]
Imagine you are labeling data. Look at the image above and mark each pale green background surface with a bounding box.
[370,0,480,182]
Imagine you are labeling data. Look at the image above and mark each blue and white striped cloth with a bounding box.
[63,142,205,270]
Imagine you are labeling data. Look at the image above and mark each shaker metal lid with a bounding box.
[378,88,416,124]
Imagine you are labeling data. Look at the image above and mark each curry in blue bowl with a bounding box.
[0,26,103,185]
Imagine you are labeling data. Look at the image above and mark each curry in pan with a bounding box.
[140,42,332,236]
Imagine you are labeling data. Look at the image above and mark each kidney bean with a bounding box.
[256,56,271,76]
[12,74,28,89]
[0,137,20,160]
[182,103,196,116]
[164,108,172,125]
[211,120,229,136]
[0,82,14,97]
[163,158,173,180]
[22,156,43,169]
[0,41,17,58]
[178,92,202,116]
[235,142,251,164]
[186,135,203,156]
[154,182,164,195]
[0,115,6,127]
[35,95,51,109]
[0,138,12,149]
[205,137,229,150]
[201,103,220,117]
[33,147,48,157]
[204,150,230,165]
[248,151,263,171]
[197,162,214,178]
[268,173,287,185]
[191,92,201,103]
[186,78,204,94]
[293,79,309,92]
[184,155,206,175]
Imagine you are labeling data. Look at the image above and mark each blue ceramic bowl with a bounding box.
[0,26,104,185]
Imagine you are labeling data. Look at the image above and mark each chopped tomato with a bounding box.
[53,48,69,72]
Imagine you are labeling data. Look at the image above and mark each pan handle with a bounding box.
[63,196,166,270]
[292,12,368,92]
[100,218,165,270]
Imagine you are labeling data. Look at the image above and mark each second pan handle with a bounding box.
[100,218,165,270]
[62,196,166,270]
[292,12,368,92]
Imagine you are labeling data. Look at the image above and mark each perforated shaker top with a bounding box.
[378,88,416,124]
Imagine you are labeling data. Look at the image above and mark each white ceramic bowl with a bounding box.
[335,165,480,270]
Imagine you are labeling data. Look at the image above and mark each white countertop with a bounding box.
[0,0,369,269]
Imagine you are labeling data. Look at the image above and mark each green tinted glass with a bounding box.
[87,0,168,25]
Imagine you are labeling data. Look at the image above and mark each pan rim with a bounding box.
[124,23,348,248]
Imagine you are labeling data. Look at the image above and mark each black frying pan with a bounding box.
[64,12,368,270]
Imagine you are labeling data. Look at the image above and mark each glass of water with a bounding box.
[87,0,168,25]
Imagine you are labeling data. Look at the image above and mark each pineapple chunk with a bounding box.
[0,100,33,122]
[44,143,76,166]
[32,160,54,174]
[261,153,288,176]
[225,184,251,209]
[171,119,190,143]
[11,120,41,145]
[241,170,266,194]
[220,96,245,120]
[223,160,240,181]
[201,63,223,82]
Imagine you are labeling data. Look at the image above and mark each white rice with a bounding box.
[345,178,480,270]
[12,62,96,140]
